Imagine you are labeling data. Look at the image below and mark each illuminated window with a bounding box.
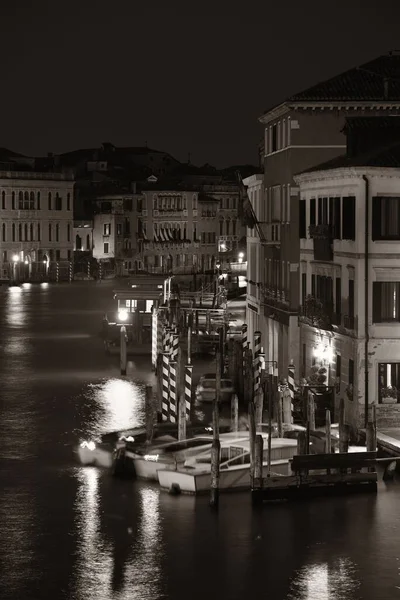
[146,300,153,313]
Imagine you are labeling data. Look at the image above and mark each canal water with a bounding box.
[1,282,400,600]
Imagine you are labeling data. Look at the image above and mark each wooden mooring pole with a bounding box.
[120,325,127,376]
[145,385,154,444]
[249,401,256,481]
[210,349,221,509]
[231,394,238,433]
[325,409,332,454]
[339,398,349,453]
[252,434,264,506]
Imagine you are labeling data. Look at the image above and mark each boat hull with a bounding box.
[77,445,114,468]
[157,460,291,494]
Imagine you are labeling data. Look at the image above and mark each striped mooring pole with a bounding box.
[156,312,163,358]
[169,360,177,423]
[87,261,90,279]
[99,261,102,281]
[184,364,193,421]
[69,261,73,283]
[151,309,158,370]
[288,360,295,423]
[164,327,171,354]
[56,262,59,283]
[171,333,179,362]
[253,331,262,398]
[241,324,248,370]
[161,353,170,421]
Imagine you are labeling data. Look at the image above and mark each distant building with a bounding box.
[295,117,400,428]
[73,220,93,252]
[0,169,74,280]
[92,193,141,276]
[257,51,400,378]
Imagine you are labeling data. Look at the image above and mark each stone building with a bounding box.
[295,117,400,428]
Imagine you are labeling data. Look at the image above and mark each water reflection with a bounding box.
[73,468,112,599]
[85,378,145,436]
[289,558,360,600]
[6,286,27,328]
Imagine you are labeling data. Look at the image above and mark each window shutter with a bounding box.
[371,197,381,240]
[336,277,342,317]
[334,197,341,239]
[310,198,316,228]
[299,200,306,238]
[372,282,381,323]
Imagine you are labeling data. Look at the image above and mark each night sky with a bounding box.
[2,0,400,167]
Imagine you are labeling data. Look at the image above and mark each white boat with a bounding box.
[132,432,252,481]
[157,435,299,494]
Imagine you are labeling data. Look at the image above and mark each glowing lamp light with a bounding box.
[80,441,96,451]
[144,454,159,462]
[238,252,244,259]
[313,342,334,363]
[12,254,19,262]
[118,309,128,321]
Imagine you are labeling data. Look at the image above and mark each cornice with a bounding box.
[294,166,400,185]
[258,103,290,125]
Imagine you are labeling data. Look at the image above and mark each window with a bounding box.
[299,199,306,238]
[18,191,23,208]
[2,223,5,241]
[372,196,400,240]
[55,194,62,210]
[373,281,400,322]
[317,197,328,224]
[48,223,52,242]
[24,223,28,241]
[219,221,223,235]
[349,279,354,320]
[48,192,52,210]
[30,191,34,208]
[67,224,71,242]
[378,363,400,403]
[37,223,41,241]
[309,198,316,229]
[301,273,307,305]
[146,300,153,313]
[272,124,277,152]
[3,250,7,262]
[335,277,341,320]
[315,275,333,311]
[232,221,236,236]
[12,192,15,210]
[18,223,22,241]
[342,196,355,240]
[349,359,354,385]
[56,223,59,242]
[56,250,60,261]
[336,354,341,379]
[103,223,111,236]
[67,250,72,261]
[30,223,33,241]
[37,192,41,210]
[117,223,122,236]
[67,193,71,211]
[76,234,82,250]
[12,223,15,241]
[1,191,5,209]
[104,242,109,254]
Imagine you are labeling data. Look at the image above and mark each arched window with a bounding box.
[18,223,22,241]
[1,191,5,209]
[30,191,35,208]
[24,224,28,241]
[30,223,34,241]
[67,223,71,242]
[56,223,59,242]
[48,223,52,242]
[2,223,5,241]
[12,223,15,241]
[12,191,15,210]
[48,192,52,210]
[75,234,82,250]
[37,223,41,241]
[37,191,41,210]
[18,191,23,208]
[86,234,90,250]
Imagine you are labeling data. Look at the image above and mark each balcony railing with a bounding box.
[263,288,290,309]
[299,297,336,330]
[309,224,333,261]
[343,314,355,330]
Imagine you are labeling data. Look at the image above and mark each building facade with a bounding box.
[92,194,140,276]
[258,52,400,382]
[296,148,400,427]
[0,170,74,280]
[243,174,264,349]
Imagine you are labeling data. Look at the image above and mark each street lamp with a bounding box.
[12,254,19,263]
[238,252,244,264]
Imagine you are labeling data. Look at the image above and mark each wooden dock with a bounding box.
[252,451,378,504]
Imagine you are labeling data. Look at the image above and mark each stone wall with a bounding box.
[359,404,400,428]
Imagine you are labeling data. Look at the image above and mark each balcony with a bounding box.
[343,314,356,330]
[309,224,333,261]
[143,240,193,251]
[299,296,336,331]
[263,287,290,310]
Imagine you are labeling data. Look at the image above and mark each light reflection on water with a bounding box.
[288,558,360,600]
[73,468,113,599]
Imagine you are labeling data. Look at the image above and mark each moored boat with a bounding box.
[157,434,299,494]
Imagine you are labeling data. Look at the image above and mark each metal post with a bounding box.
[120,325,127,376]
